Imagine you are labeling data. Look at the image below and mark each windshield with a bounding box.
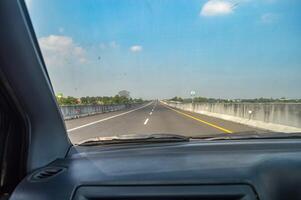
[25,0,301,144]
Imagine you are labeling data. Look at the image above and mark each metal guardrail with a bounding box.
[60,104,137,120]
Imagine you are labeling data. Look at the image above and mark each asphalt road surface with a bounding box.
[67,101,264,144]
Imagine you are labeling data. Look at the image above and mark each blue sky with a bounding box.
[26,0,301,99]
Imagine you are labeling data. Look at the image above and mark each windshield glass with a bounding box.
[25,0,301,144]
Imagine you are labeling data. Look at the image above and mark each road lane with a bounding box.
[67,102,152,132]
[65,103,151,130]
[68,102,155,143]
[163,104,233,133]
[67,101,264,143]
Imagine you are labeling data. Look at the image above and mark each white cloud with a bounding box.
[99,43,106,49]
[109,41,119,48]
[264,0,277,3]
[130,45,143,53]
[200,0,236,17]
[38,35,87,67]
[99,41,120,49]
[59,27,64,33]
[261,13,278,24]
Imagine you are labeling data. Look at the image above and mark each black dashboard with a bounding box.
[10,139,301,200]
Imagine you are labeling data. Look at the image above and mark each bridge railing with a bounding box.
[163,101,301,132]
[60,103,139,120]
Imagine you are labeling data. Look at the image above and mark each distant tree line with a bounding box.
[170,96,301,103]
[56,95,144,106]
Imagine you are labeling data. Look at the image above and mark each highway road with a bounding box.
[67,101,265,144]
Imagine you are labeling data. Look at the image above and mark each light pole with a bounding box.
[190,90,196,104]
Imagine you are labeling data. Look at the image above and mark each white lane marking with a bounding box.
[152,104,156,111]
[144,118,149,125]
[150,112,152,115]
[68,102,153,132]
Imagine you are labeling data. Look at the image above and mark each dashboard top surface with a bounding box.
[11,139,301,200]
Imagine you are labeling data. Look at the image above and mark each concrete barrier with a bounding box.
[164,101,301,133]
[60,104,138,120]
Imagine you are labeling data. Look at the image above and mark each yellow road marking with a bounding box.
[163,104,233,133]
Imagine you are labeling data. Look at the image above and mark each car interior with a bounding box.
[1,0,301,200]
